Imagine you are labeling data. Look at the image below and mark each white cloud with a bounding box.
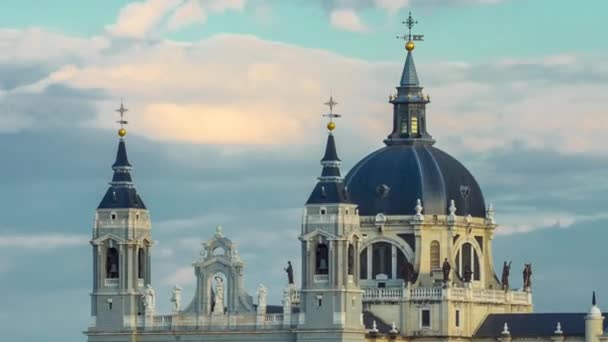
[495,212,608,236]
[167,0,207,30]
[373,0,409,12]
[330,8,369,32]
[106,0,248,38]
[106,0,182,38]
[0,234,88,250]
[2,26,608,154]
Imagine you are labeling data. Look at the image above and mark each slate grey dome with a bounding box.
[344,144,485,217]
[342,44,486,217]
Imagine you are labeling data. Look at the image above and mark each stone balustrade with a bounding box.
[289,286,530,305]
[411,287,443,300]
[357,286,531,305]
[264,313,284,324]
[363,287,404,301]
[105,312,291,331]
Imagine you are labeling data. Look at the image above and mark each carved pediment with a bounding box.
[90,233,125,245]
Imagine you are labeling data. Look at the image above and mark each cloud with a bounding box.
[12,32,607,155]
[330,8,369,32]
[0,234,88,250]
[167,0,207,30]
[107,0,249,37]
[106,0,182,38]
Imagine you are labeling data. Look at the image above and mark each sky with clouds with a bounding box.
[0,0,607,341]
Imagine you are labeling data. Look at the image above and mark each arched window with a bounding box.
[360,242,410,281]
[359,247,368,279]
[430,241,440,270]
[106,247,119,279]
[411,116,419,134]
[455,242,481,281]
[372,242,392,279]
[138,248,145,279]
[348,244,354,275]
[316,243,328,275]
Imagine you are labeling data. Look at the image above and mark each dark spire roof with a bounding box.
[400,51,420,87]
[321,133,340,162]
[593,291,597,306]
[112,139,132,168]
[98,138,146,209]
[306,132,351,205]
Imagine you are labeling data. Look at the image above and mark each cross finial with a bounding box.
[396,11,424,51]
[115,100,129,137]
[323,96,342,131]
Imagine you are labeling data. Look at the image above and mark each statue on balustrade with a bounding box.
[143,284,156,312]
[257,284,267,313]
[170,284,182,312]
[442,258,451,283]
[501,261,512,290]
[284,261,294,284]
[523,263,532,289]
[400,260,415,284]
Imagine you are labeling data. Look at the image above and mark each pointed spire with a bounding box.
[400,51,420,87]
[98,102,146,209]
[593,291,597,306]
[112,139,132,169]
[321,133,340,163]
[306,97,350,205]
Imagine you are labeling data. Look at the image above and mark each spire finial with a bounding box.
[323,96,341,131]
[116,100,128,137]
[396,11,424,52]
[592,291,597,306]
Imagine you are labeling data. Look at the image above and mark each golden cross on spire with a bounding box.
[396,11,424,51]
[323,96,341,132]
[116,100,129,137]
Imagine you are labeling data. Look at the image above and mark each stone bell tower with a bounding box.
[89,103,153,330]
[298,98,365,341]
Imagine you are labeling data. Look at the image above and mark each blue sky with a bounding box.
[0,1,607,341]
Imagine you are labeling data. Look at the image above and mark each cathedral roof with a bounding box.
[345,144,485,217]
[475,313,608,338]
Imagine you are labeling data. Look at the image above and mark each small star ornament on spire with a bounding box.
[396,11,424,52]
[116,100,129,137]
[323,96,342,131]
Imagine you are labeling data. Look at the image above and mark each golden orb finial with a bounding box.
[405,41,415,52]
[118,128,127,137]
[327,121,336,131]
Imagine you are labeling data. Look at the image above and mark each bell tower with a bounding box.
[298,98,365,341]
[89,103,153,330]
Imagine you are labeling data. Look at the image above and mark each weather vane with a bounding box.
[396,11,424,51]
[323,96,341,132]
[116,100,128,137]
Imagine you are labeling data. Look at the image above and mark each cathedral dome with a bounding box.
[344,144,485,217]
[342,34,486,218]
